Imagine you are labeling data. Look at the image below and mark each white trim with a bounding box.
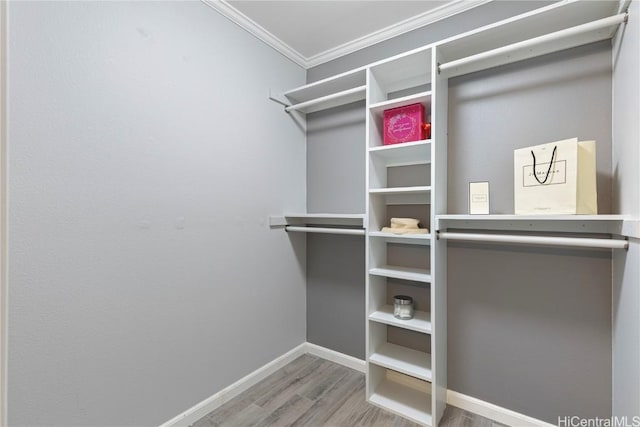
[200,0,307,68]
[305,0,492,68]
[159,343,556,427]
[159,343,307,427]
[200,0,490,69]
[446,390,556,427]
[304,342,367,373]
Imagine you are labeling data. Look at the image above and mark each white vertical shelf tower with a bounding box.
[365,46,447,426]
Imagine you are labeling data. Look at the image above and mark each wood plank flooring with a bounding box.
[192,354,507,427]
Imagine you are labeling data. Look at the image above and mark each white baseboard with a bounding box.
[446,390,556,427]
[161,343,554,427]
[160,343,307,427]
[303,342,367,373]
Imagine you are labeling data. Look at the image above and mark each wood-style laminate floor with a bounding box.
[191,354,507,427]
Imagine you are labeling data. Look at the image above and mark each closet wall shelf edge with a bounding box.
[269,213,365,227]
[436,214,630,235]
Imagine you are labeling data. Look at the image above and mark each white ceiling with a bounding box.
[203,0,490,68]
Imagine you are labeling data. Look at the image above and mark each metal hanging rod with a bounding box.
[285,226,365,236]
[438,12,628,74]
[437,232,628,249]
[284,86,366,113]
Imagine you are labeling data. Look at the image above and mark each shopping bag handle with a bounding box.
[531,145,557,184]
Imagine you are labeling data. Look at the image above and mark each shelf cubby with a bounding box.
[368,47,433,104]
[369,342,432,382]
[369,186,431,206]
[369,140,432,167]
[368,366,433,426]
[369,305,432,334]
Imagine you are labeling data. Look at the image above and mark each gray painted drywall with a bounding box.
[612,0,640,419]
[306,102,366,213]
[305,2,616,423]
[448,243,612,422]
[305,101,366,357]
[306,234,365,359]
[7,2,306,426]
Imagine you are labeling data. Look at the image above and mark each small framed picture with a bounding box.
[469,182,490,215]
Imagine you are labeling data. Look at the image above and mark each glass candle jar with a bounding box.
[393,295,414,320]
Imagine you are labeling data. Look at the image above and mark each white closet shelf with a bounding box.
[369,266,431,283]
[369,140,432,167]
[436,214,629,235]
[285,86,366,114]
[283,68,366,104]
[270,213,365,227]
[368,231,432,245]
[369,343,432,382]
[369,305,432,334]
[369,186,431,195]
[370,187,431,206]
[369,91,432,117]
[286,226,364,236]
[369,378,432,426]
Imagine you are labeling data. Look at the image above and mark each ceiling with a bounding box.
[202,0,490,68]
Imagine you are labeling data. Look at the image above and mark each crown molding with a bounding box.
[200,0,308,68]
[305,0,493,68]
[201,0,492,69]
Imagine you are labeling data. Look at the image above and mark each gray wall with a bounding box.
[612,0,640,420]
[306,2,615,423]
[306,234,365,359]
[7,2,306,426]
[305,102,366,356]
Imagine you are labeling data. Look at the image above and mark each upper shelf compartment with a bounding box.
[436,0,624,78]
[282,68,367,114]
[369,48,432,105]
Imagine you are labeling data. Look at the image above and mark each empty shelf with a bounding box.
[286,226,364,236]
[285,86,366,114]
[369,186,431,195]
[369,343,432,382]
[368,231,432,245]
[369,305,432,334]
[369,266,431,283]
[369,140,432,167]
[369,377,432,426]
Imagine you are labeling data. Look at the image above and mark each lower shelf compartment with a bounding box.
[369,343,432,381]
[369,376,432,426]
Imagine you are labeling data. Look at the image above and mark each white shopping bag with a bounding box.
[514,138,597,215]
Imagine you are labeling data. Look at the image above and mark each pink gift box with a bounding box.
[383,103,427,145]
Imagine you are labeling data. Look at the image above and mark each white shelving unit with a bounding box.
[271,1,629,424]
[365,43,442,427]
